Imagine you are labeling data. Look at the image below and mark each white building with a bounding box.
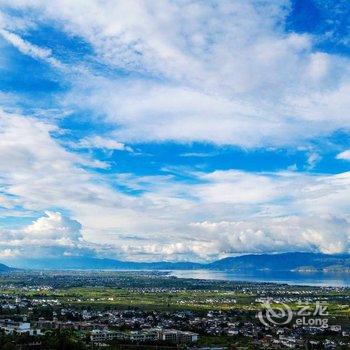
[158,329,198,343]
[90,329,120,342]
[0,319,42,336]
[90,328,198,344]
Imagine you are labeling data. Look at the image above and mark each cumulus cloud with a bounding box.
[0,108,349,261]
[24,211,81,241]
[190,215,350,256]
[0,211,88,259]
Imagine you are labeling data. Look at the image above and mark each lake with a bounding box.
[169,269,350,287]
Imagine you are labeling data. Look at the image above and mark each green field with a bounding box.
[1,284,349,317]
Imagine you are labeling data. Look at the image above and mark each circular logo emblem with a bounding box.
[257,300,293,327]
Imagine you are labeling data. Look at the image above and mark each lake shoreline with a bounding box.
[168,269,350,287]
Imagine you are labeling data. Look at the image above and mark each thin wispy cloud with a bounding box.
[0,28,64,69]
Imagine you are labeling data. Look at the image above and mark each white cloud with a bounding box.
[1,0,349,147]
[180,152,217,158]
[336,150,350,161]
[63,15,349,147]
[190,215,350,256]
[0,107,349,262]
[0,211,102,259]
[306,152,321,170]
[0,2,349,261]
[86,169,350,260]
[0,249,21,259]
[76,136,132,152]
[0,28,63,68]
[24,211,81,241]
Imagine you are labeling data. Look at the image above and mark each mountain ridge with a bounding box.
[8,252,350,272]
[206,252,350,272]
[0,262,14,272]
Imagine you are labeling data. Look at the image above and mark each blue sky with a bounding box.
[0,0,349,263]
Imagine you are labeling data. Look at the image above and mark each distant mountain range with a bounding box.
[0,262,14,272]
[206,252,350,272]
[7,252,350,272]
[11,257,202,270]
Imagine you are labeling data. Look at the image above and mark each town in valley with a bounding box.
[0,271,348,349]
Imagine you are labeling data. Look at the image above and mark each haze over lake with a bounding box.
[170,269,350,287]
